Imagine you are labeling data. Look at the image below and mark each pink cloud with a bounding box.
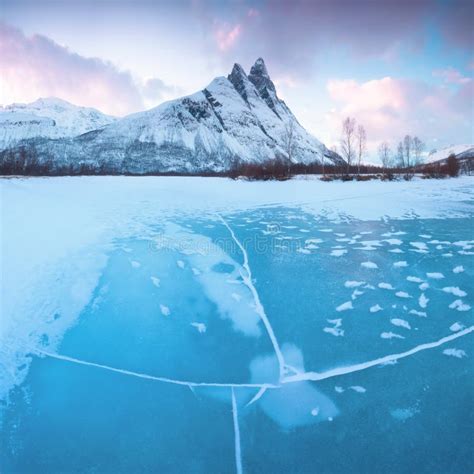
[0,23,145,115]
[326,76,473,153]
[433,67,471,85]
[214,22,242,52]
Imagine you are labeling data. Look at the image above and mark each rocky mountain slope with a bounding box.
[0,59,343,174]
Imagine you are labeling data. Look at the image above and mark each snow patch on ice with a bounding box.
[419,293,429,308]
[384,239,403,246]
[407,276,423,283]
[442,287,467,297]
[442,348,467,359]
[190,322,207,333]
[381,332,405,339]
[336,301,353,312]
[395,291,411,299]
[351,289,364,300]
[391,318,411,330]
[345,280,365,288]
[410,242,429,253]
[426,272,444,279]
[323,318,344,337]
[449,300,471,312]
[450,322,465,332]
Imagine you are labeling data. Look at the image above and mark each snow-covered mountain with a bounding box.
[0,59,343,173]
[0,98,116,148]
[426,144,474,163]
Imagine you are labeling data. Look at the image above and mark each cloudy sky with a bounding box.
[1,0,473,160]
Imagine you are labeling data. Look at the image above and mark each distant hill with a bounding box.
[0,98,116,149]
[426,144,474,163]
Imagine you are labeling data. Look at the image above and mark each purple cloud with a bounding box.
[193,0,472,78]
[0,23,144,115]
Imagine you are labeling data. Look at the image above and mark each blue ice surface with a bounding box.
[1,208,473,473]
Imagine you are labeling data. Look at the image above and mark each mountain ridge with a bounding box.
[0,58,344,174]
[0,97,116,148]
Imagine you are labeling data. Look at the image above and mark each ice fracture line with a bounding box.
[33,327,472,391]
[282,326,474,384]
[218,214,286,379]
[34,349,279,389]
[231,387,243,474]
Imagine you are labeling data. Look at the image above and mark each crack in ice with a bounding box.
[33,326,473,395]
[231,387,243,474]
[282,326,474,384]
[218,214,286,379]
[245,386,268,407]
[34,350,278,389]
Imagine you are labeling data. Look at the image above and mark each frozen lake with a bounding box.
[1,176,473,473]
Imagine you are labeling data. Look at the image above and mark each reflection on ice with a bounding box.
[154,223,263,337]
[249,344,339,429]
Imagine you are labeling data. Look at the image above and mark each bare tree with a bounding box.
[397,141,405,167]
[378,142,392,170]
[403,135,413,168]
[412,136,424,165]
[340,117,356,174]
[282,121,296,176]
[356,124,367,175]
[379,142,392,168]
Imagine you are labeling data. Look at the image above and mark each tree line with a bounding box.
[336,116,461,180]
[0,117,464,179]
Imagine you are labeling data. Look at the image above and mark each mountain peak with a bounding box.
[248,57,282,117]
[229,63,246,78]
[250,58,269,78]
[228,63,252,103]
